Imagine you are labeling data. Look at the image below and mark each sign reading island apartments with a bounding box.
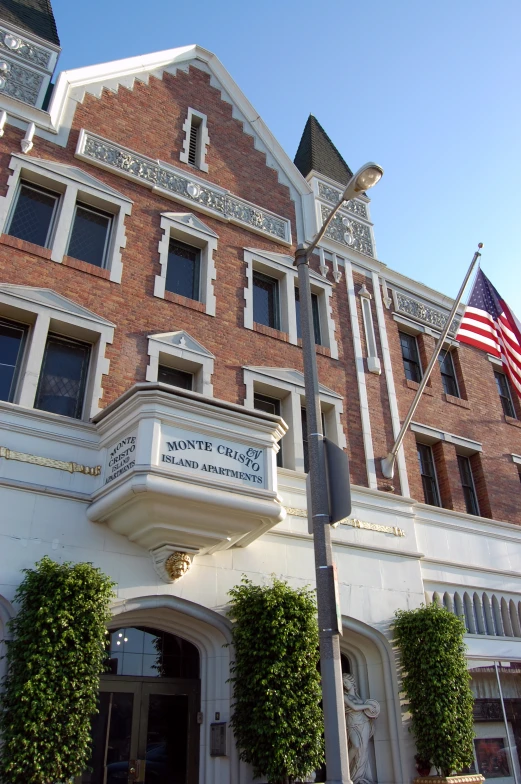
[105,426,267,488]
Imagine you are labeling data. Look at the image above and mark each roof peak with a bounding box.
[294,114,353,186]
[0,0,60,46]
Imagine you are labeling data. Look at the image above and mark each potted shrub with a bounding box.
[393,603,483,783]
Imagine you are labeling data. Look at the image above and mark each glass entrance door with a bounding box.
[79,679,200,784]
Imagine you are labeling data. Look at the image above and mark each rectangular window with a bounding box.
[8,181,60,248]
[165,240,201,301]
[295,287,321,345]
[494,371,516,418]
[253,271,279,329]
[35,334,90,419]
[399,331,422,383]
[254,392,283,467]
[158,365,193,391]
[416,443,440,506]
[0,318,27,402]
[67,203,112,268]
[457,454,480,516]
[439,349,459,397]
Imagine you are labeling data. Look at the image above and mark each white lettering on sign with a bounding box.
[159,426,266,488]
[105,433,137,484]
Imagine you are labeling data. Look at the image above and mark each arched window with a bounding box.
[107,626,199,678]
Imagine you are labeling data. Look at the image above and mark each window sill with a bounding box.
[164,291,205,313]
[443,393,470,409]
[404,378,433,395]
[253,322,289,342]
[1,233,52,260]
[505,415,521,428]
[62,256,111,279]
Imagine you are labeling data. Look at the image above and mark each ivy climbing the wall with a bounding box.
[0,556,115,784]
[393,602,475,777]
[228,577,324,784]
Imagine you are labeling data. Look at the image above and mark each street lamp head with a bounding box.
[341,162,383,202]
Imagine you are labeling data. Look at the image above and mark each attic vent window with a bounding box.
[180,109,209,173]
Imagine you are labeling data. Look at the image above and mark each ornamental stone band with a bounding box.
[318,182,368,219]
[320,204,374,257]
[0,28,51,69]
[77,130,291,244]
[394,290,461,334]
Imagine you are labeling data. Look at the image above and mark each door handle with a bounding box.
[128,759,146,782]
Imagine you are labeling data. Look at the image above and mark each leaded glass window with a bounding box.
[35,334,90,419]
[8,181,59,247]
[165,240,201,300]
[0,318,27,402]
[67,203,112,267]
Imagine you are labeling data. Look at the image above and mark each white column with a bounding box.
[344,260,377,488]
[18,313,50,408]
[372,271,410,496]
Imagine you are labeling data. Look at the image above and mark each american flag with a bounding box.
[456,268,521,400]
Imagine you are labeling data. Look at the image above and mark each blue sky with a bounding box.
[52,0,521,313]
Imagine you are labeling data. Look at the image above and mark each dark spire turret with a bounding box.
[294,115,353,186]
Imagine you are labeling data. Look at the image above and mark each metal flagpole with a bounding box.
[494,661,520,784]
[381,243,483,480]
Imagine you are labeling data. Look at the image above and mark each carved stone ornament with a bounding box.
[0,445,101,475]
[318,182,368,219]
[343,673,380,784]
[0,27,51,68]
[78,131,291,244]
[150,545,194,583]
[320,205,374,257]
[394,290,460,335]
[413,777,484,784]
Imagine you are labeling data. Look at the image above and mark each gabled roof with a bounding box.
[0,0,60,46]
[294,115,353,186]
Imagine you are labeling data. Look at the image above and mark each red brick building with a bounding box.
[1,3,521,784]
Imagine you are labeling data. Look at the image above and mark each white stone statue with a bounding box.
[343,673,380,784]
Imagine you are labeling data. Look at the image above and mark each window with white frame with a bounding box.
[179,109,210,172]
[416,441,441,507]
[154,212,217,316]
[0,283,114,419]
[0,155,132,282]
[244,249,338,357]
[146,330,215,397]
[243,366,345,473]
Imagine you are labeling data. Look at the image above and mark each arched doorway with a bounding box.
[79,626,200,784]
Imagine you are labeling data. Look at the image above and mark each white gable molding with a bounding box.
[146,330,215,396]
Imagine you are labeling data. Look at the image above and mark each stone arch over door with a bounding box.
[0,594,15,685]
[341,617,409,784]
[109,594,238,784]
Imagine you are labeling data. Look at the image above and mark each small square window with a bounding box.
[67,203,113,268]
[0,317,27,402]
[35,334,91,419]
[494,371,516,418]
[158,364,193,391]
[253,271,279,329]
[254,392,283,467]
[439,350,459,397]
[399,331,422,383]
[416,443,440,506]
[8,181,60,248]
[295,287,321,345]
[165,240,201,301]
[457,454,480,516]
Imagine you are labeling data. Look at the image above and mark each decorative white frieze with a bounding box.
[0,58,44,105]
[318,182,368,219]
[320,204,374,257]
[393,290,460,334]
[77,131,292,245]
[0,28,51,69]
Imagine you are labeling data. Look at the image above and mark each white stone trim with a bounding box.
[511,454,521,466]
[344,260,377,489]
[243,248,337,356]
[179,108,210,172]
[243,366,345,473]
[410,421,482,455]
[487,352,503,368]
[0,154,132,283]
[372,272,410,497]
[391,312,459,347]
[0,284,114,419]
[146,331,215,396]
[154,212,217,316]
[358,283,381,375]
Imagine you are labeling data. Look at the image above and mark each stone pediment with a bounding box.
[244,366,342,399]
[148,331,215,359]
[246,248,294,268]
[11,155,132,202]
[0,284,116,327]
[161,213,218,238]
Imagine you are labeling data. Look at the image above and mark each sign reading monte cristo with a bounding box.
[159,425,266,488]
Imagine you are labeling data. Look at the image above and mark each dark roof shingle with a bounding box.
[0,0,60,46]
[294,115,353,186]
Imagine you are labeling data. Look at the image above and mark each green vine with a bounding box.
[392,602,475,777]
[0,556,115,784]
[227,577,324,784]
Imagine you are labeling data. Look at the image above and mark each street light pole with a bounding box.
[295,163,384,784]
